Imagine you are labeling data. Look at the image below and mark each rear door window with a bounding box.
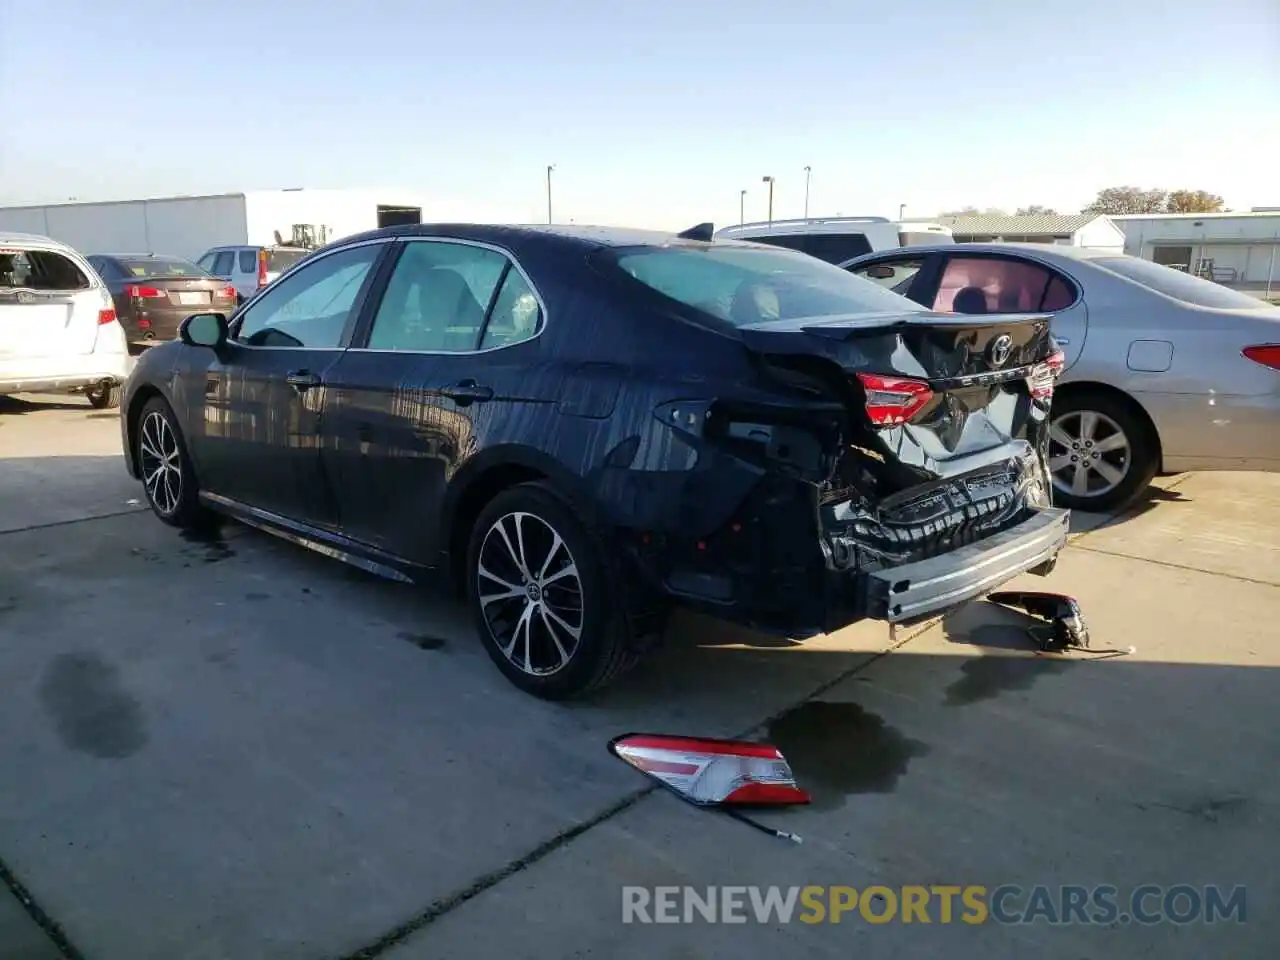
[932,256,1065,314]
[801,233,872,264]
[238,250,258,274]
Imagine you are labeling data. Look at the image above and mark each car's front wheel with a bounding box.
[466,482,637,699]
[136,396,209,528]
[1048,390,1158,513]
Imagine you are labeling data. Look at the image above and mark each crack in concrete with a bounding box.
[335,618,934,960]
[0,855,85,960]
[0,508,147,538]
[1069,543,1279,588]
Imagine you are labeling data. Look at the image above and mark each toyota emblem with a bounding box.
[988,334,1013,367]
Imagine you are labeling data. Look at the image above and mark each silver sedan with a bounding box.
[841,243,1280,511]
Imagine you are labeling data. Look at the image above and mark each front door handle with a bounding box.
[441,380,494,404]
[286,370,322,391]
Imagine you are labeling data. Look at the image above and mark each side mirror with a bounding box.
[180,313,229,349]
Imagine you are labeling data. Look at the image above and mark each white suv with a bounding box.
[714,216,953,263]
[0,232,130,408]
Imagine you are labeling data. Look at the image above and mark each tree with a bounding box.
[1166,189,1225,213]
[1083,186,1168,215]
[1016,205,1058,215]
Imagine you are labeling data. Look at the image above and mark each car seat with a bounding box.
[728,280,782,325]
[952,286,989,314]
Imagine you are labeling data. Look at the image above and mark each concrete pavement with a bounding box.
[1,395,1277,959]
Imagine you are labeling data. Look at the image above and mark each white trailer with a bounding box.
[0,188,427,262]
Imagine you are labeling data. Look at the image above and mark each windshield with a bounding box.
[609,244,926,327]
[1093,256,1266,310]
[119,257,208,278]
[267,248,308,273]
[0,247,90,290]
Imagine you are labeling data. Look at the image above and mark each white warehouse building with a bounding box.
[1111,210,1280,289]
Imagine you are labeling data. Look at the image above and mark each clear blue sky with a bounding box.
[1,0,1276,228]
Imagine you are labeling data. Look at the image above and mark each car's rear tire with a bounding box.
[136,396,209,529]
[466,482,637,699]
[1048,390,1158,513]
[87,382,121,409]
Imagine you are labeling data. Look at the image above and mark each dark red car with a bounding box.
[86,254,237,346]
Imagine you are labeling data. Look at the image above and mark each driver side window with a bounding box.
[234,244,380,348]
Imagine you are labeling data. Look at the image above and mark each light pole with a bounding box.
[762,175,775,225]
[898,203,906,220]
[546,164,555,224]
[739,189,747,225]
[803,166,811,219]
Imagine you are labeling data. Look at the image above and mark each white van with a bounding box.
[714,217,953,263]
[1,232,130,408]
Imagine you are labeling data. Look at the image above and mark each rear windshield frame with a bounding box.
[593,242,927,334]
[1092,256,1266,310]
[0,247,91,291]
[117,256,210,278]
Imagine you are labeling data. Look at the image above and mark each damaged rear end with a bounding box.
[608,242,1070,634]
[738,309,1068,624]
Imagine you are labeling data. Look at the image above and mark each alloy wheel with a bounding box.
[1048,410,1131,500]
[476,511,584,676]
[139,410,183,515]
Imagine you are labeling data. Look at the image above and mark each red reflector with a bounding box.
[1242,344,1280,371]
[608,733,811,807]
[125,284,164,299]
[97,308,117,325]
[855,372,934,426]
[1027,347,1066,400]
[137,319,151,329]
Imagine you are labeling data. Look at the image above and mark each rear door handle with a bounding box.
[286,370,322,391]
[440,380,494,404]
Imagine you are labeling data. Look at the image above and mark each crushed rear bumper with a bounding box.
[856,507,1070,623]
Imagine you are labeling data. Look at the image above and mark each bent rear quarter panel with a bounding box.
[442,251,782,548]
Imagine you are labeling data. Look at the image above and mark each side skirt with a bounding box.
[198,491,427,585]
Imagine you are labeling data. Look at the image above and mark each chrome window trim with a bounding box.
[345,235,549,357]
[227,237,395,351]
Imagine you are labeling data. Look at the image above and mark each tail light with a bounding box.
[258,249,268,287]
[125,284,165,299]
[1242,344,1280,370]
[608,734,811,807]
[855,373,934,426]
[213,285,236,301]
[97,308,117,325]
[1027,347,1066,400]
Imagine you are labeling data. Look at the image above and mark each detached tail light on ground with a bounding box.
[855,373,934,426]
[1027,347,1066,400]
[608,733,811,807]
[1242,344,1280,371]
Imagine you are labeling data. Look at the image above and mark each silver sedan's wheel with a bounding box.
[139,409,183,516]
[476,511,584,676]
[1048,409,1131,501]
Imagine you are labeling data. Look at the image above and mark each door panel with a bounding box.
[322,239,544,563]
[185,241,387,527]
